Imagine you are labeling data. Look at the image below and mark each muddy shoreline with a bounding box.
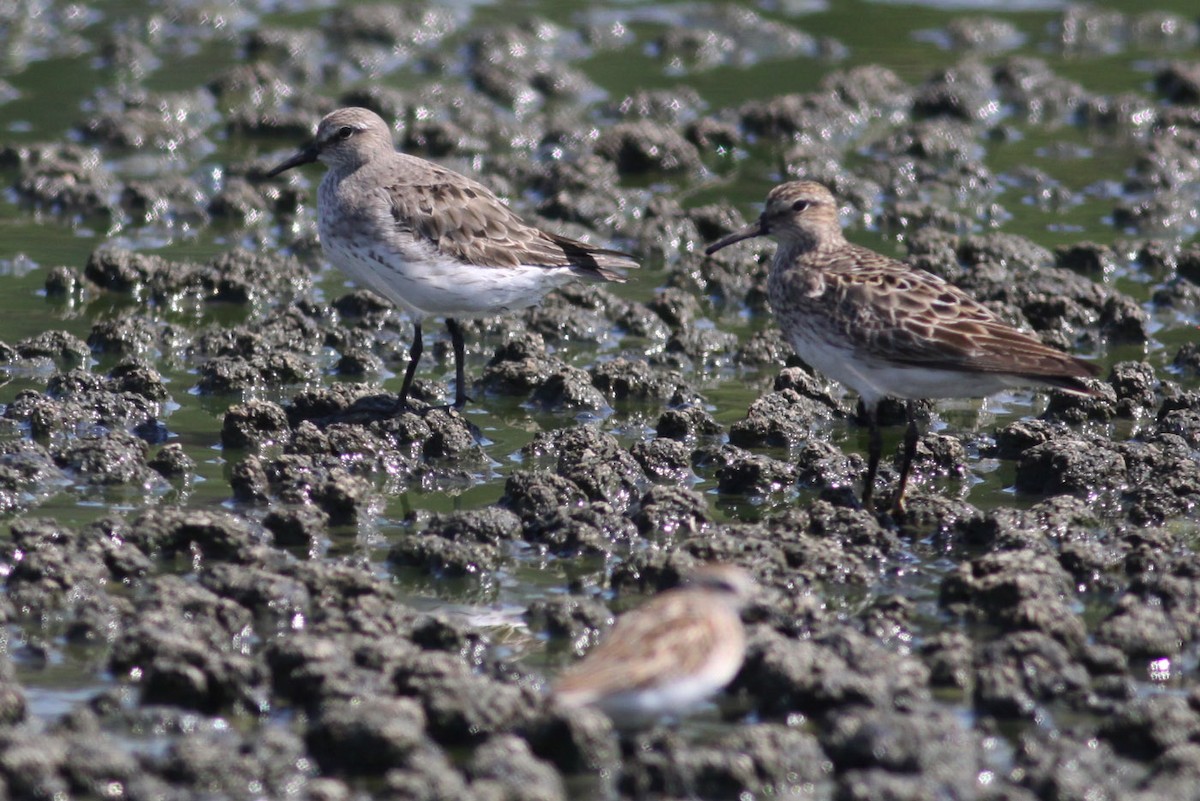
[0,2,1199,799]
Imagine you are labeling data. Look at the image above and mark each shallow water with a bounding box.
[1,0,1199,793]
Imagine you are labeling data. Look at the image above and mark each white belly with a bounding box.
[322,237,577,319]
[588,665,737,727]
[787,330,1014,408]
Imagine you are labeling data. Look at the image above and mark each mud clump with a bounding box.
[0,2,1198,800]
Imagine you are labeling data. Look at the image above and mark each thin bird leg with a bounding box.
[862,404,882,510]
[893,400,920,516]
[445,318,471,409]
[397,321,423,407]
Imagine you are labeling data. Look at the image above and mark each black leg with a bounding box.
[893,400,920,515]
[398,320,423,407]
[445,318,470,409]
[862,403,882,510]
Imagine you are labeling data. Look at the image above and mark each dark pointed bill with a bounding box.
[265,141,320,178]
[704,219,765,255]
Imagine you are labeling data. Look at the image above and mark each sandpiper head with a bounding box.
[265,107,395,177]
[704,180,841,255]
[683,564,755,608]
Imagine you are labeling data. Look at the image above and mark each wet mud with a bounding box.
[0,1,1199,800]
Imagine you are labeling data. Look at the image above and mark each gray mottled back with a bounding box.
[312,107,637,281]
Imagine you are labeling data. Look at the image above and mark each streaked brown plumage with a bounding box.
[552,565,752,727]
[706,181,1099,512]
[266,107,636,409]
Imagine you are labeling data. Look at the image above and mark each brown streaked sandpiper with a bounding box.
[705,180,1099,514]
[265,107,637,410]
[551,564,752,728]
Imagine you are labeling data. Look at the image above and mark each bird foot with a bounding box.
[392,398,465,418]
[387,395,424,416]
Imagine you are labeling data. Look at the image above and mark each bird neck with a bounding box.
[776,229,844,263]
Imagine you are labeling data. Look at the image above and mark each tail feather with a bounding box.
[1027,356,1103,396]
[549,232,638,283]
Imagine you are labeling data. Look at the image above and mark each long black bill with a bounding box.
[704,219,766,255]
[265,142,320,178]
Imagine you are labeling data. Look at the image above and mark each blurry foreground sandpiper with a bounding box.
[266,107,637,409]
[705,181,1099,513]
[552,564,752,728]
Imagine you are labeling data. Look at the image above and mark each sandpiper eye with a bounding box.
[336,126,354,140]
[792,200,809,212]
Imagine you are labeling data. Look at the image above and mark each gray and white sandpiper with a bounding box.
[705,180,1100,514]
[552,564,752,728]
[266,107,637,409]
